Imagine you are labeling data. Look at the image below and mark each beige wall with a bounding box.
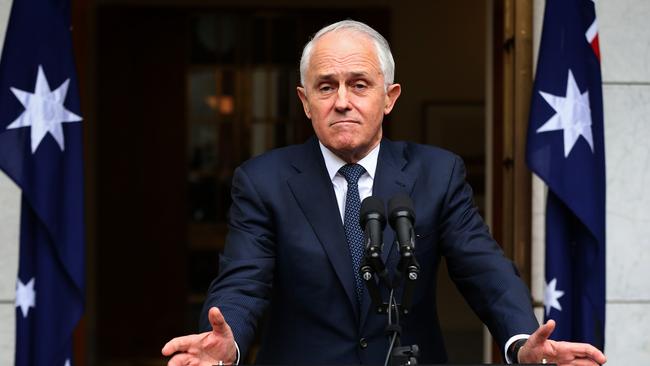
[0,1,18,364]
[599,0,650,362]
[0,172,18,366]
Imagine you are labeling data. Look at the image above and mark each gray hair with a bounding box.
[299,20,395,88]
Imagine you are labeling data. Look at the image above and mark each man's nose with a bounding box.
[334,86,351,111]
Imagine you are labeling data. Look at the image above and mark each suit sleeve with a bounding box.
[438,156,539,352]
[199,166,275,358]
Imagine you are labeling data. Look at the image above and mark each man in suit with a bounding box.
[163,20,606,365]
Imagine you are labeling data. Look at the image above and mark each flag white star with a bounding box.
[64,359,71,366]
[6,65,82,153]
[15,277,36,318]
[536,69,594,157]
[544,278,564,316]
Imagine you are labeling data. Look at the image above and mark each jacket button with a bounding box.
[359,338,368,349]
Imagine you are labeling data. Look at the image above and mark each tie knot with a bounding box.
[338,163,366,185]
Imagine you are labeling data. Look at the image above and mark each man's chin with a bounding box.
[326,141,374,163]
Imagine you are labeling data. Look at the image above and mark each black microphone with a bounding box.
[360,196,386,250]
[388,194,415,250]
[359,196,391,301]
[388,193,419,315]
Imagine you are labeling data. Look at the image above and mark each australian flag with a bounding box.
[526,0,605,350]
[0,0,85,365]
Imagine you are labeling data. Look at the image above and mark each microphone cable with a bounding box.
[383,289,400,366]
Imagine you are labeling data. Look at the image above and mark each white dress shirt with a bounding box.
[319,141,379,224]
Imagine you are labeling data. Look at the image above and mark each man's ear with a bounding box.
[383,83,401,115]
[297,86,311,119]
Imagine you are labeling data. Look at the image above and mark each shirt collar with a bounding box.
[319,141,380,181]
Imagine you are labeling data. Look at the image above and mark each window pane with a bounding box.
[189,69,217,119]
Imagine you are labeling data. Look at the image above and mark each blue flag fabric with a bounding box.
[526,0,605,350]
[0,0,85,365]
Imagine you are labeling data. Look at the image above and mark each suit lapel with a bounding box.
[360,139,417,330]
[286,138,360,319]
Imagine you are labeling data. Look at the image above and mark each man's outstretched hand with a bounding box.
[162,307,237,366]
[518,320,607,366]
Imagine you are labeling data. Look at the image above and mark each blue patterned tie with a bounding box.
[338,163,366,305]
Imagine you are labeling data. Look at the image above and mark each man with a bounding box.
[163,20,606,365]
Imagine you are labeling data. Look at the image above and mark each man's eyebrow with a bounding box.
[315,74,335,83]
[314,72,371,82]
[347,71,370,79]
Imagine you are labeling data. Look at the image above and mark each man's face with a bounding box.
[297,31,401,163]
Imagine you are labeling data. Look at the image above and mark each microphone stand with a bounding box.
[396,233,420,316]
[361,239,420,366]
[360,253,387,314]
[360,194,419,366]
[386,234,420,366]
[361,234,392,314]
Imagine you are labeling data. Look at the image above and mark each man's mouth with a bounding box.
[330,120,360,126]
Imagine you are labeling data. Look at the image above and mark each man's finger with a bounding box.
[162,334,198,356]
[529,319,556,345]
[568,357,604,366]
[209,307,229,335]
[558,342,607,364]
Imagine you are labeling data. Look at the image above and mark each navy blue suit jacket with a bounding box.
[200,137,539,364]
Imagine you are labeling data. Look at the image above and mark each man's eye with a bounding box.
[353,83,367,90]
[319,85,334,92]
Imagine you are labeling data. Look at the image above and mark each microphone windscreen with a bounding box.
[360,196,386,227]
[388,193,415,226]
[361,196,385,217]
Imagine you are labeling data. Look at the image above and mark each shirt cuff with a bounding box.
[233,340,241,365]
[504,334,530,364]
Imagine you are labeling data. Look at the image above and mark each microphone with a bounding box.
[388,194,416,251]
[360,196,386,251]
[388,193,419,315]
[359,196,391,308]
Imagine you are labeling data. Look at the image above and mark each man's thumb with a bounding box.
[208,307,229,335]
[531,319,556,344]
